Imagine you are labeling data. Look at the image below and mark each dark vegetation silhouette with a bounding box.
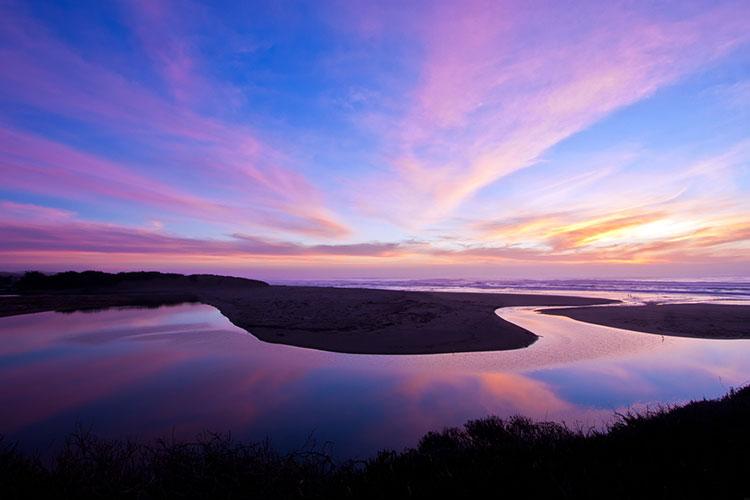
[13,270,269,293]
[0,273,16,293]
[2,387,749,499]
[1,270,271,319]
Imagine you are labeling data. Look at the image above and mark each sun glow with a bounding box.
[0,0,748,277]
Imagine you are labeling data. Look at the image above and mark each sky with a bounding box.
[1,0,749,279]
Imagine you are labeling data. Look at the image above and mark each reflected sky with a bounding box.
[1,303,749,458]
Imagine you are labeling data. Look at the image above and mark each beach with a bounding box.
[543,303,750,339]
[3,272,749,353]
[0,279,610,354]
[202,286,619,354]
[3,272,750,498]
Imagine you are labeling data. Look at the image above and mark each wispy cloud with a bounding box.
[362,0,750,225]
[1,198,747,270]
[0,2,348,238]
[0,0,748,276]
[0,207,401,261]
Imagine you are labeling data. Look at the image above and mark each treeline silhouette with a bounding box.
[14,271,269,292]
[2,386,748,498]
[0,274,15,293]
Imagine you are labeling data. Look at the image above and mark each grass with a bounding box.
[2,386,750,498]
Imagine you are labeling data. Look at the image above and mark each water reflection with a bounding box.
[0,303,749,458]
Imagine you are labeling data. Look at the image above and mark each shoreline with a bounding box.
[1,270,621,354]
[0,285,614,354]
[542,303,750,340]
[3,271,749,352]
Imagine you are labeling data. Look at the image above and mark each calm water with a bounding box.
[1,296,749,458]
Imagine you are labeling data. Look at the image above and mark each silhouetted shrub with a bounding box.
[1,386,749,498]
[14,270,269,292]
[0,274,19,292]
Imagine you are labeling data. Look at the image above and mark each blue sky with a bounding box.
[1,0,749,278]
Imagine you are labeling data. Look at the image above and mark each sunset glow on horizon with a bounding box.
[1,0,749,279]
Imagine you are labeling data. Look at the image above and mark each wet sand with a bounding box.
[4,272,748,352]
[543,303,750,339]
[0,282,612,354]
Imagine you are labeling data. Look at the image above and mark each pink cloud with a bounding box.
[1,1,748,276]
[0,211,402,260]
[0,127,232,218]
[364,1,750,224]
[120,0,237,107]
[0,4,348,238]
[0,125,348,238]
[1,201,748,270]
[0,201,74,223]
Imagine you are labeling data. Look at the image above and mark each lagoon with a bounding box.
[1,301,749,458]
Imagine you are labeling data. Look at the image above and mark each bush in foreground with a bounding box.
[2,386,749,498]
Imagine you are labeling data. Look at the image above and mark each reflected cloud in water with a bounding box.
[1,304,749,457]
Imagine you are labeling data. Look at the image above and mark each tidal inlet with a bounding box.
[1,1,749,498]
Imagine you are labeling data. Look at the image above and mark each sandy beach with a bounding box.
[0,272,615,354]
[543,303,750,339]
[200,286,612,354]
[3,272,749,353]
